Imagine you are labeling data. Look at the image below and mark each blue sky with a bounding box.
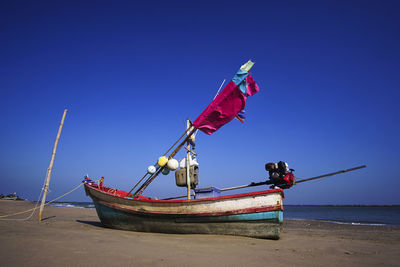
[1,0,399,204]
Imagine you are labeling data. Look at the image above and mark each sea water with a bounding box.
[49,201,95,209]
[49,202,400,226]
[284,205,400,226]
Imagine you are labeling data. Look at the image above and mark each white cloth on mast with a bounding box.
[179,156,199,168]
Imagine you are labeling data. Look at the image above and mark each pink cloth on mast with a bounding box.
[245,74,259,96]
[193,74,259,135]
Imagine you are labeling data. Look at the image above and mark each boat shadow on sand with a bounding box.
[40,216,56,221]
[76,220,105,228]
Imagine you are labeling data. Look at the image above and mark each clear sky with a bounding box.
[1,0,399,204]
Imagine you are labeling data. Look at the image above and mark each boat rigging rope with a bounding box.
[0,182,85,220]
[129,80,225,196]
[163,127,192,157]
[127,127,194,196]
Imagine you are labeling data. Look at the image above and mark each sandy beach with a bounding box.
[0,201,399,266]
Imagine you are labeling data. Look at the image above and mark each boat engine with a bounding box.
[265,161,295,189]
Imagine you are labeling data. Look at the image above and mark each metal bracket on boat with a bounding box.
[107,188,117,196]
[184,146,197,156]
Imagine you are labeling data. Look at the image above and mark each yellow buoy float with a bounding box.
[158,156,168,167]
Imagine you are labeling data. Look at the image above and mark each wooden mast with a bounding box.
[186,119,191,199]
[38,109,67,222]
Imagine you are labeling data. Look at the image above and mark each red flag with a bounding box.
[193,74,259,135]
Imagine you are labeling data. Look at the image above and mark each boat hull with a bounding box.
[85,183,284,239]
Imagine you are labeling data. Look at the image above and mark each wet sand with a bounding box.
[1,201,399,266]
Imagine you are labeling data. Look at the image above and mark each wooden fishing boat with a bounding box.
[84,182,284,239]
[1,193,19,200]
[84,61,288,239]
[82,61,366,239]
[1,196,18,200]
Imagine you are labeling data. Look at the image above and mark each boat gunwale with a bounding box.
[84,183,284,204]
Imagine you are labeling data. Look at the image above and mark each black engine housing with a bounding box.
[265,161,290,186]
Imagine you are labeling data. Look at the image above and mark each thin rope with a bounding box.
[0,172,49,221]
[0,182,85,220]
[163,128,192,156]
[130,79,226,195]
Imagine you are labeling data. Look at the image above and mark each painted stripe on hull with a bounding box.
[99,199,282,217]
[174,209,283,223]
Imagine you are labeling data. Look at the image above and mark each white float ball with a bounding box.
[147,165,156,174]
[167,158,179,171]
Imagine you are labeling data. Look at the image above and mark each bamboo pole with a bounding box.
[160,165,367,200]
[219,184,252,192]
[219,165,367,191]
[162,194,195,200]
[295,165,366,184]
[38,109,67,222]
